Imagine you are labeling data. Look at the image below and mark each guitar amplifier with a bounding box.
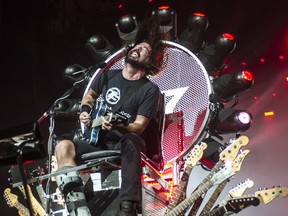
[0,122,45,166]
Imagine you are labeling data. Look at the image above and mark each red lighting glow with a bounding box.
[254,96,258,100]
[193,12,206,17]
[272,93,277,97]
[260,58,265,63]
[148,0,153,2]
[279,55,285,60]
[286,76,288,82]
[222,33,234,41]
[241,62,247,66]
[158,5,170,10]
[242,70,253,81]
[118,4,123,9]
[264,111,274,117]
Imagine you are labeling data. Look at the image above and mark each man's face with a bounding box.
[125,42,152,70]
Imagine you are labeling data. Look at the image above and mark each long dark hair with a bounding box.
[126,16,166,76]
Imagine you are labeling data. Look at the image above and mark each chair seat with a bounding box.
[79,150,121,161]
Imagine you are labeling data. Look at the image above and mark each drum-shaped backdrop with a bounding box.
[84,41,212,166]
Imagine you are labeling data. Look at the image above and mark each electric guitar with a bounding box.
[198,178,254,215]
[19,184,46,216]
[186,136,249,215]
[201,195,260,216]
[4,188,30,216]
[83,101,128,145]
[165,149,250,216]
[255,186,288,204]
[165,142,207,214]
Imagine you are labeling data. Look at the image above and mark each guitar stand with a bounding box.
[17,140,37,216]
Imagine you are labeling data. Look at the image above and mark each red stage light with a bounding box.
[222,33,234,41]
[241,62,247,66]
[260,58,265,63]
[242,70,253,81]
[158,5,170,10]
[279,55,285,60]
[193,12,206,17]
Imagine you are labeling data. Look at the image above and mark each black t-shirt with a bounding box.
[91,69,160,124]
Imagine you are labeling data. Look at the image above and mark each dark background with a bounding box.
[0,0,288,215]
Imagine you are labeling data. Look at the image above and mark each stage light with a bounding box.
[62,64,86,85]
[152,5,177,41]
[85,34,114,64]
[198,33,236,74]
[53,99,81,119]
[200,137,223,168]
[264,111,274,117]
[212,70,254,102]
[209,107,252,134]
[179,12,209,54]
[115,14,139,45]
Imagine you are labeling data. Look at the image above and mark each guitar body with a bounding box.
[83,100,128,146]
[83,100,107,146]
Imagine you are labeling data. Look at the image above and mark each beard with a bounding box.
[124,51,150,71]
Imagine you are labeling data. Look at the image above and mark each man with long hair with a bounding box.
[54,16,165,216]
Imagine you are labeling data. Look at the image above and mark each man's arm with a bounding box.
[101,114,150,135]
[80,88,99,127]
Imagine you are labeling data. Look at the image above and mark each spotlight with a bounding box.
[62,64,86,85]
[152,5,177,41]
[200,137,223,168]
[115,14,139,45]
[85,34,114,64]
[198,33,236,74]
[53,99,81,119]
[209,107,252,134]
[212,70,254,102]
[179,12,209,54]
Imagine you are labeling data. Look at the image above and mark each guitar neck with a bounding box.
[14,201,30,216]
[166,165,194,212]
[166,180,213,216]
[200,179,229,215]
[201,205,226,216]
[200,161,224,187]
[20,185,46,216]
[184,161,225,216]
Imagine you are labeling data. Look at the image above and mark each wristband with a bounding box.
[80,105,92,114]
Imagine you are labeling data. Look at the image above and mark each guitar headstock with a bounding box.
[210,161,235,185]
[185,142,207,167]
[231,149,250,172]
[229,178,254,198]
[219,135,249,162]
[255,186,284,204]
[277,186,288,198]
[4,188,18,207]
[225,195,260,213]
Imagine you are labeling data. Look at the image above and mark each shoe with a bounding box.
[119,201,137,216]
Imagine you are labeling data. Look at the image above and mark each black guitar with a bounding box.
[201,195,260,216]
[83,101,128,145]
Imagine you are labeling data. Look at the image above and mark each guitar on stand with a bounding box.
[165,147,250,216]
[165,142,207,214]
[255,186,288,204]
[19,184,46,216]
[3,188,30,216]
[199,178,254,215]
[201,185,288,216]
[185,136,249,216]
[201,195,260,216]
